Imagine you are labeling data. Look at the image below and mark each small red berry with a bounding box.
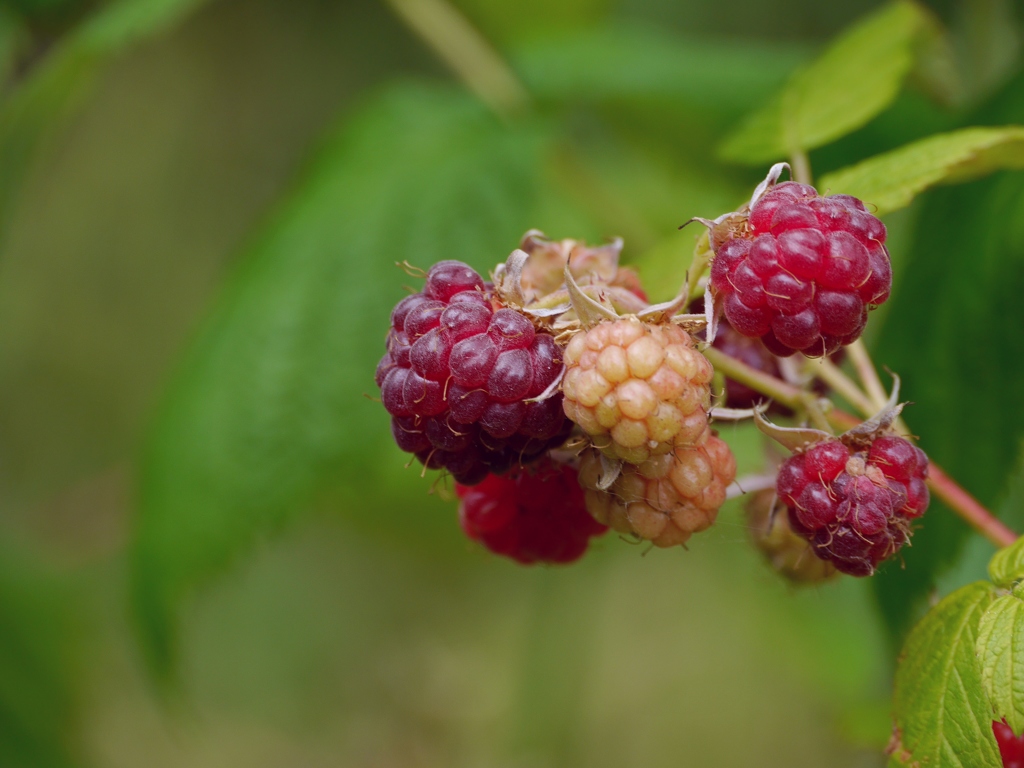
[456,461,608,564]
[377,260,572,484]
[776,433,930,576]
[994,720,1024,768]
[709,181,891,357]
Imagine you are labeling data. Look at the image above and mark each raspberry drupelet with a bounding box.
[456,460,607,564]
[578,433,736,548]
[709,179,892,357]
[776,434,930,576]
[561,317,714,464]
[376,260,571,485]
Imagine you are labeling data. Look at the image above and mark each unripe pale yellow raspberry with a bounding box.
[745,489,837,583]
[561,317,713,463]
[577,434,736,548]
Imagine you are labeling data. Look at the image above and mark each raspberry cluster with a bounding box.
[994,720,1024,768]
[562,317,714,464]
[709,181,892,357]
[776,434,929,576]
[457,460,607,564]
[376,260,571,485]
[578,434,736,548]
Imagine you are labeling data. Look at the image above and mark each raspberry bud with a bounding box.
[578,434,736,548]
[456,460,607,564]
[776,434,930,576]
[377,260,572,485]
[562,317,714,464]
[708,177,892,357]
[994,720,1024,768]
[745,489,837,583]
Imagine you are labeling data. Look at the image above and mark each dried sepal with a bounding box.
[753,405,833,453]
[748,162,791,209]
[709,406,758,421]
[564,264,619,329]
[595,453,622,492]
[702,280,720,344]
[841,374,905,445]
[637,285,689,324]
[494,248,529,307]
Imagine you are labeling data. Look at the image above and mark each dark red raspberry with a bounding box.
[456,460,608,564]
[709,181,891,357]
[776,434,929,576]
[994,720,1024,768]
[376,260,572,485]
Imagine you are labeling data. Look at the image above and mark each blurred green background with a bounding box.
[2,0,1024,766]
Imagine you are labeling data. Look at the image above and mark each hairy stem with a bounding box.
[705,346,1018,548]
[805,356,876,415]
[847,338,889,410]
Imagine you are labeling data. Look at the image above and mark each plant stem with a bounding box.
[703,347,804,410]
[705,346,1018,548]
[790,149,812,185]
[805,357,877,416]
[847,338,889,410]
[383,0,530,119]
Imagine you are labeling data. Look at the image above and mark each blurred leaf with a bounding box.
[890,581,1000,768]
[514,25,805,115]
[132,84,558,681]
[0,543,82,768]
[0,0,210,239]
[719,1,931,164]
[820,126,1024,215]
[949,0,1021,105]
[990,535,1024,588]
[976,588,1024,734]
[0,8,25,96]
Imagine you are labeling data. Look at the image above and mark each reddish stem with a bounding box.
[928,465,1017,548]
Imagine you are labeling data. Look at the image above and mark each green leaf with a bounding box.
[131,84,559,681]
[0,0,210,239]
[514,25,805,114]
[977,589,1024,735]
[991,537,1024,588]
[0,542,83,768]
[820,126,1024,215]
[719,1,932,163]
[890,581,1001,767]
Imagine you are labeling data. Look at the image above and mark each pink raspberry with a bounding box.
[456,460,608,564]
[776,434,930,576]
[709,181,892,357]
[994,720,1024,768]
[376,260,571,485]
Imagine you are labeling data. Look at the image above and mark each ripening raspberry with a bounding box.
[376,260,571,485]
[776,434,930,576]
[456,460,607,564]
[708,177,892,357]
[746,489,837,583]
[578,434,736,548]
[561,317,714,464]
[994,720,1024,768]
